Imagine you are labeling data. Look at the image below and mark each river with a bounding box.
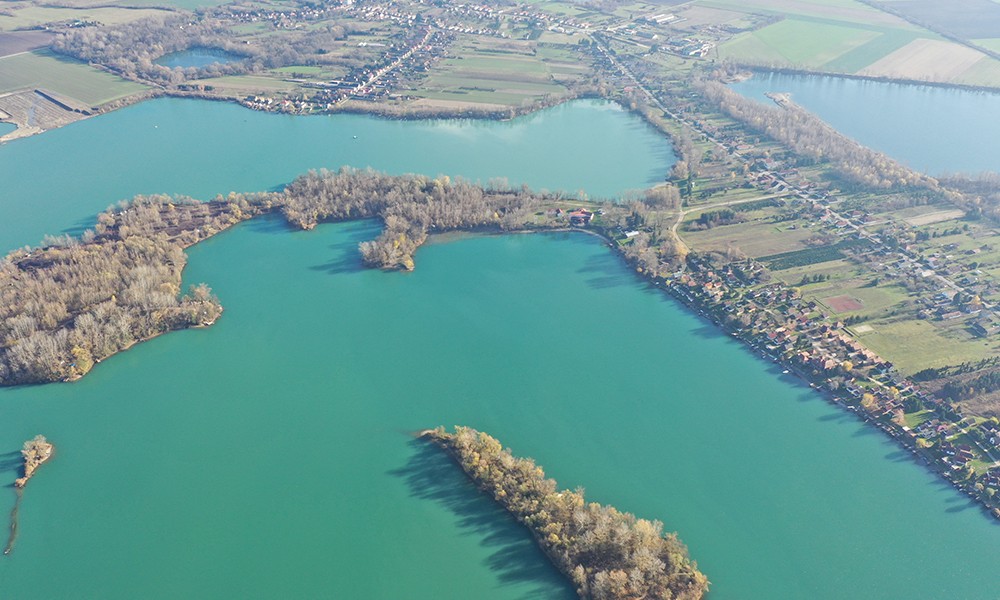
[1,97,999,599]
[732,71,1000,175]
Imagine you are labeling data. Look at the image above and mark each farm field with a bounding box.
[859,38,989,81]
[708,0,1000,86]
[875,0,1000,40]
[13,0,223,8]
[0,50,146,106]
[0,5,171,31]
[411,37,581,108]
[0,31,53,58]
[975,38,1000,52]
[680,218,819,257]
[194,75,299,94]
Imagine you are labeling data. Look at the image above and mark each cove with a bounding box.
[0,98,999,598]
[731,71,1000,175]
[154,48,241,69]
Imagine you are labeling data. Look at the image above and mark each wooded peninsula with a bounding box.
[0,168,597,386]
[422,426,709,600]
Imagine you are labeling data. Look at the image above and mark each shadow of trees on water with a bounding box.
[390,439,575,600]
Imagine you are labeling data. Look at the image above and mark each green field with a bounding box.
[975,38,1000,52]
[0,50,146,105]
[854,319,998,375]
[412,36,578,107]
[704,0,977,80]
[822,29,923,72]
[0,6,170,32]
[724,19,878,66]
[194,75,298,93]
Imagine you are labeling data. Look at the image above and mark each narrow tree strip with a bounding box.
[422,426,709,600]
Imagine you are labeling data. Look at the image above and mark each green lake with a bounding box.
[1,98,999,599]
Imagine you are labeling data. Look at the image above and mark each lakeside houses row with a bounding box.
[637,247,1000,518]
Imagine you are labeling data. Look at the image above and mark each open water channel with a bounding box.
[0,98,998,598]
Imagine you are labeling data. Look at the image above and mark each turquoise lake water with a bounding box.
[0,98,999,599]
[732,71,1000,175]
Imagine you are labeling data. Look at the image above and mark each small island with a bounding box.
[421,426,709,600]
[15,435,54,489]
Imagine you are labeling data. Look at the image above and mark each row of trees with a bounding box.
[425,426,709,600]
[697,80,941,191]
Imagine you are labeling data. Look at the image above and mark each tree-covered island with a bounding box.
[421,426,709,600]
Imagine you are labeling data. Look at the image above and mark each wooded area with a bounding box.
[425,426,709,600]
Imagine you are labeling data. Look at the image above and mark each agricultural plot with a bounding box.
[700,0,914,28]
[759,238,872,270]
[0,31,53,58]
[903,208,966,227]
[18,0,223,8]
[0,6,170,32]
[192,75,298,94]
[820,29,922,72]
[680,218,819,257]
[974,38,1000,52]
[721,19,878,67]
[707,0,1000,84]
[953,56,1000,86]
[855,318,997,375]
[771,257,858,286]
[0,50,146,106]
[859,38,988,81]
[883,0,1000,40]
[412,37,581,108]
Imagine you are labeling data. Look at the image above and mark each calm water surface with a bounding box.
[732,71,1000,175]
[0,97,670,250]
[0,98,999,599]
[154,48,241,69]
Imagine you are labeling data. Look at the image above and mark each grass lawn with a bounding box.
[0,50,146,105]
[854,318,998,375]
[681,218,817,257]
[772,258,857,286]
[903,409,933,428]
